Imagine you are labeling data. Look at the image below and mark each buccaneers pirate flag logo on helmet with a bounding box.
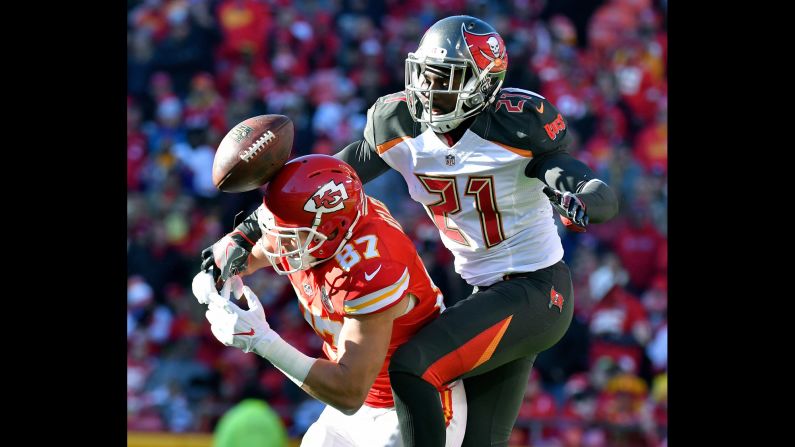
[463,29,508,73]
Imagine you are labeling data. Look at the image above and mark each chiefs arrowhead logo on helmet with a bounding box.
[463,29,508,73]
[304,180,349,213]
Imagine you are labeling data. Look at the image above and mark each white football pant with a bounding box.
[300,379,466,447]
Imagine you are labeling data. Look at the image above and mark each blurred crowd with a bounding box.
[127,0,667,445]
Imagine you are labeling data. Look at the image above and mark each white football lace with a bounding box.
[240,130,276,162]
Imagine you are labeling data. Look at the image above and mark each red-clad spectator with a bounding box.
[129,0,170,43]
[215,0,271,63]
[128,335,154,398]
[309,132,336,156]
[306,13,342,71]
[583,105,630,169]
[613,42,666,127]
[258,367,295,422]
[269,9,316,78]
[183,72,227,136]
[140,71,178,123]
[559,373,602,447]
[128,406,166,432]
[595,372,652,447]
[587,255,651,374]
[194,320,228,368]
[517,370,559,442]
[508,427,529,446]
[588,2,638,63]
[165,283,205,342]
[349,53,392,95]
[559,373,598,424]
[570,245,601,320]
[655,238,667,276]
[149,71,175,101]
[128,98,148,191]
[634,105,668,174]
[612,202,666,292]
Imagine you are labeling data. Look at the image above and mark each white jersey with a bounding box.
[363,89,571,286]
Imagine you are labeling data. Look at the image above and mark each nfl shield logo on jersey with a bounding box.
[445,154,456,166]
[303,283,313,296]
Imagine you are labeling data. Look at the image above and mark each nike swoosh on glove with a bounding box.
[200,231,256,285]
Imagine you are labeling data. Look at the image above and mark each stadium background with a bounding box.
[126,0,667,445]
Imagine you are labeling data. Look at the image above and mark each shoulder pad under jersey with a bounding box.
[469,87,573,157]
[342,258,411,316]
[364,92,424,155]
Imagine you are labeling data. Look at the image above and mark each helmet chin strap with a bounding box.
[427,117,466,133]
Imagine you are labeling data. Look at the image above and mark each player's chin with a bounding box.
[431,105,454,116]
[431,101,456,115]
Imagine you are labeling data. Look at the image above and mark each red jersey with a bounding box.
[282,197,443,407]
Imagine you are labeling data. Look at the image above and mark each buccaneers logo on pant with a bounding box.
[549,287,564,312]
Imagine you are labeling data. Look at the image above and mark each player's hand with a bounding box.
[543,186,589,232]
[191,270,216,305]
[200,231,255,285]
[204,276,276,354]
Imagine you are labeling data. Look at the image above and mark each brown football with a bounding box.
[212,114,294,192]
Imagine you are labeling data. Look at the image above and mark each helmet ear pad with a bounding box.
[313,218,346,259]
[462,75,495,108]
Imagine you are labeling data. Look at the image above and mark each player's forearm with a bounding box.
[250,331,316,390]
[574,179,618,223]
[239,241,271,277]
[527,151,618,223]
[234,206,263,243]
[252,336,369,414]
[301,359,370,414]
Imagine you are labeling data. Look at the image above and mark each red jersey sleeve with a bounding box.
[342,258,411,316]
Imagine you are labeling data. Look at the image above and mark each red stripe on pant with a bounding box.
[421,315,513,389]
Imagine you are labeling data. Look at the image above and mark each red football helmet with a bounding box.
[257,154,366,274]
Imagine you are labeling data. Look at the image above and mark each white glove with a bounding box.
[191,270,216,305]
[204,276,276,354]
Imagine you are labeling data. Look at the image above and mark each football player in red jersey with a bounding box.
[193,154,466,447]
[201,15,619,447]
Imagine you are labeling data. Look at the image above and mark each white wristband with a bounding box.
[254,333,317,387]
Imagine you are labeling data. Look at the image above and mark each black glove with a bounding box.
[200,249,222,285]
[200,231,255,282]
[200,210,262,283]
[543,186,589,232]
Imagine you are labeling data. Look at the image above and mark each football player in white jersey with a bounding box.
[201,15,618,447]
